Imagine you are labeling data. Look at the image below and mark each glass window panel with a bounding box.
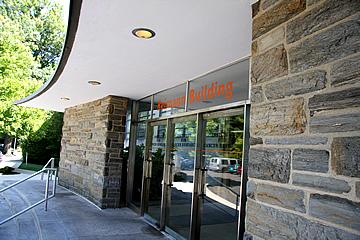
[138,97,152,121]
[153,83,186,118]
[168,120,196,239]
[187,59,249,111]
[200,109,245,240]
[131,122,146,206]
[147,124,167,223]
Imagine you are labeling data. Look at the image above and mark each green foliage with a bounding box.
[0,0,66,81]
[0,15,48,139]
[149,148,165,201]
[21,112,63,165]
[0,1,66,157]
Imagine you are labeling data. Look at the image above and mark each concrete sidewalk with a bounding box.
[0,179,169,240]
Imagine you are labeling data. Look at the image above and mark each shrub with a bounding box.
[21,112,63,165]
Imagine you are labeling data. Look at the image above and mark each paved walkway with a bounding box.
[0,178,169,240]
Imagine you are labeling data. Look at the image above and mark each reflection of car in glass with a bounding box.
[208,157,240,172]
[237,164,242,174]
[229,163,242,174]
[181,158,194,170]
[228,160,242,174]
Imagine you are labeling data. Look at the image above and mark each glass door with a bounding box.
[140,107,248,240]
[200,108,245,240]
[143,121,167,224]
[165,116,197,239]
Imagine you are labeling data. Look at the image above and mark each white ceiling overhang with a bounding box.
[16,0,252,112]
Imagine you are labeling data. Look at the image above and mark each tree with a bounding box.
[0,0,66,156]
[0,15,49,153]
[0,0,66,82]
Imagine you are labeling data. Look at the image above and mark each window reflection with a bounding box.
[130,122,146,206]
[168,120,196,238]
[201,113,244,240]
[147,125,167,222]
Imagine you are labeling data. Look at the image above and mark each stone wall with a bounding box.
[59,96,128,208]
[247,0,360,239]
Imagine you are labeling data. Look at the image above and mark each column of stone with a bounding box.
[246,0,360,239]
[59,95,128,208]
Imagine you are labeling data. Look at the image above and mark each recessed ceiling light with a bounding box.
[132,28,155,39]
[60,97,70,101]
[88,80,101,85]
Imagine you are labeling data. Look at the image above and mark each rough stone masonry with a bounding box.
[59,96,128,208]
[247,0,360,239]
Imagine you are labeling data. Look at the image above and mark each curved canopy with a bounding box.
[17,0,252,112]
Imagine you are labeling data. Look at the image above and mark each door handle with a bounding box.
[199,168,207,198]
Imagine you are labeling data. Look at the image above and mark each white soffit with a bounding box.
[19,0,252,112]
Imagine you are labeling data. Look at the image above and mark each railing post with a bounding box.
[50,158,54,181]
[44,169,50,211]
[52,169,57,196]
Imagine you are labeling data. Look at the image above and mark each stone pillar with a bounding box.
[59,95,128,208]
[247,0,360,239]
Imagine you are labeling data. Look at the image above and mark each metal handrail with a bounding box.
[0,158,58,225]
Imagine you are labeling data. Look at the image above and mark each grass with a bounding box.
[19,163,44,172]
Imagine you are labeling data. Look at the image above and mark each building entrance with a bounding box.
[126,58,251,239]
[138,107,247,240]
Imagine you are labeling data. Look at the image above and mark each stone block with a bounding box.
[251,98,306,136]
[292,173,350,193]
[309,87,360,113]
[292,148,329,173]
[331,54,360,87]
[247,179,256,199]
[107,132,120,140]
[246,200,359,239]
[243,232,254,240]
[249,148,291,183]
[289,15,360,73]
[309,194,360,230]
[307,0,320,6]
[252,182,306,212]
[261,0,281,10]
[250,137,263,146]
[265,136,327,145]
[310,112,360,133]
[252,41,258,55]
[251,44,288,84]
[252,1,260,18]
[253,0,306,39]
[287,0,360,44]
[356,182,360,199]
[257,27,285,53]
[332,137,360,178]
[264,70,326,100]
[251,86,264,104]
